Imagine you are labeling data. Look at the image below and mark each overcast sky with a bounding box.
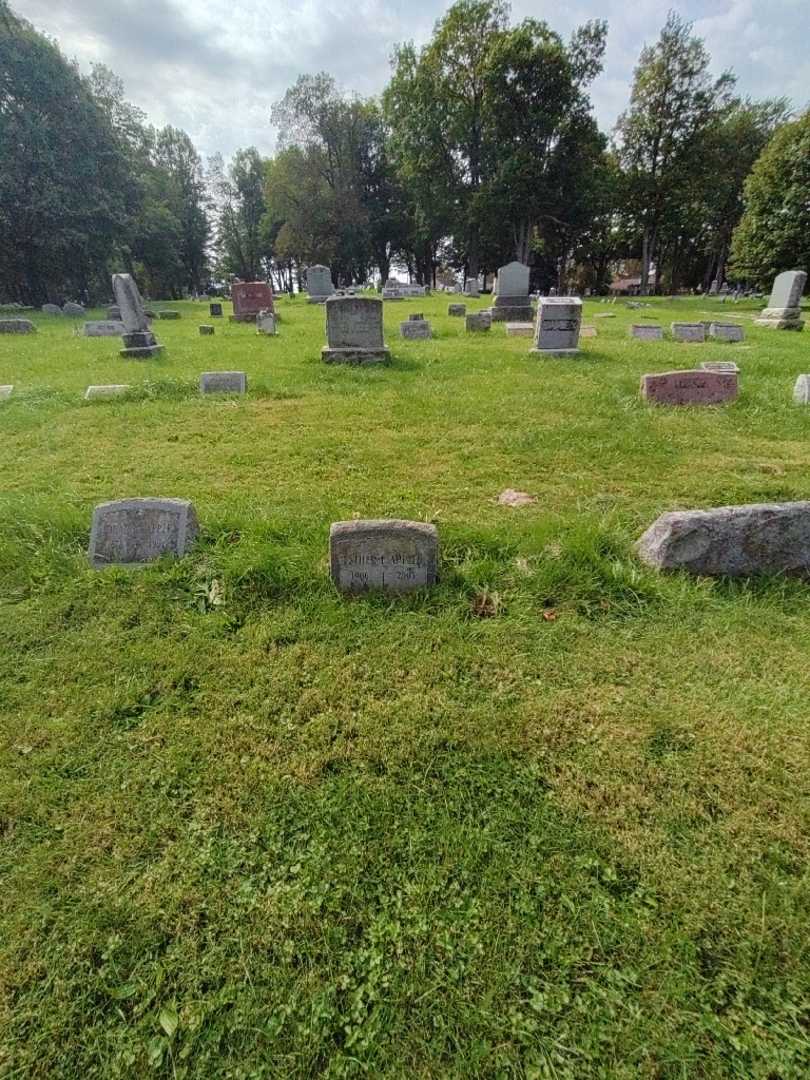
[13,0,810,161]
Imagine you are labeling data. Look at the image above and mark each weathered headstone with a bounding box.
[580,325,597,339]
[491,261,533,322]
[793,374,810,404]
[640,369,737,406]
[84,384,131,400]
[448,304,466,317]
[630,324,664,340]
[199,325,215,336]
[0,319,35,334]
[466,311,491,333]
[754,270,806,330]
[699,360,739,373]
[107,305,121,321]
[330,520,439,593]
[0,385,13,399]
[708,322,744,342]
[112,273,163,358]
[230,281,274,323]
[158,309,181,320]
[506,322,534,337]
[209,302,223,318]
[531,297,582,355]
[84,321,126,337]
[62,302,85,317]
[637,502,810,576]
[89,498,199,567]
[41,303,63,316]
[256,310,277,335]
[671,322,706,343]
[464,280,480,298]
[322,296,389,364]
[400,315,432,339]
[200,371,247,394]
[306,264,335,303]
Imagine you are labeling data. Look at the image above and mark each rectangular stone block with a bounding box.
[768,270,806,310]
[306,265,334,301]
[466,311,491,332]
[200,371,247,394]
[199,325,215,335]
[793,374,810,403]
[700,360,739,373]
[580,325,597,338]
[256,311,276,335]
[400,319,431,339]
[330,520,438,593]
[0,319,35,334]
[532,297,582,355]
[671,322,706,342]
[0,385,12,399]
[631,324,664,340]
[158,310,181,320]
[506,322,534,337]
[84,385,131,400]
[120,330,162,359]
[448,304,466,317]
[232,281,274,320]
[708,322,744,342]
[209,302,223,317]
[640,369,737,405]
[89,498,199,567]
[84,321,126,337]
[322,296,389,364]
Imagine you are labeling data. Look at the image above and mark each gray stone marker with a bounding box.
[200,371,247,394]
[84,320,126,337]
[307,264,335,303]
[322,296,390,364]
[700,360,739,373]
[448,304,466,317]
[199,325,215,336]
[209,302,223,318]
[84,384,132,400]
[63,302,85,317]
[400,315,432,339]
[672,322,706,343]
[330,519,439,593]
[0,385,13,399]
[89,498,199,567]
[506,322,534,337]
[41,303,63,316]
[112,273,163,358]
[466,311,492,333]
[532,297,582,355]
[0,319,35,334]
[464,281,480,298]
[631,324,664,340]
[107,305,121,321]
[491,261,533,322]
[793,375,810,404]
[158,310,181,319]
[637,502,810,577]
[580,325,597,338]
[754,270,806,330]
[256,310,277,335]
[709,322,744,342]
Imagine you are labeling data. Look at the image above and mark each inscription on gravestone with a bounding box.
[199,371,247,394]
[532,297,582,355]
[709,322,744,342]
[631,324,664,340]
[322,296,389,364]
[89,498,199,567]
[330,520,439,593]
[84,385,131,400]
[640,369,737,405]
[671,322,706,342]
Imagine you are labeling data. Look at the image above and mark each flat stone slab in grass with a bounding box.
[200,371,247,394]
[580,325,597,338]
[199,325,215,336]
[631,324,663,340]
[448,304,466,317]
[400,319,431,339]
[84,384,131,400]
[158,310,181,319]
[700,360,739,373]
[466,311,492,332]
[89,498,199,567]
[671,322,705,342]
[84,320,126,337]
[63,302,85,316]
[637,502,810,577]
[793,375,810,403]
[641,369,737,405]
[330,519,438,594]
[594,313,616,318]
[709,322,744,342]
[506,322,534,337]
[0,385,13,399]
[41,303,63,316]
[0,319,35,334]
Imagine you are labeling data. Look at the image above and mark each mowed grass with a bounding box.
[1,293,810,1078]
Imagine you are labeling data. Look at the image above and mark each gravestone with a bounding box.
[107,305,121,320]
[89,498,199,567]
[464,280,480,298]
[0,319,35,334]
[630,324,664,340]
[330,520,439,593]
[491,261,533,322]
[199,325,215,336]
[63,302,85,316]
[256,310,276,335]
[0,385,13,399]
[84,384,131,400]
[200,371,247,394]
[466,311,491,333]
[640,369,737,406]
[230,281,274,323]
[637,502,810,576]
[671,322,706,343]
[84,321,126,337]
[531,297,582,355]
[209,302,223,317]
[580,325,597,338]
[754,270,806,330]
[41,303,63,316]
[322,296,389,364]
[709,322,744,342]
[793,375,810,404]
[158,309,181,320]
[506,322,534,337]
[400,315,431,339]
[306,264,335,303]
[448,304,466,317]
[112,273,163,358]
[700,360,739,373]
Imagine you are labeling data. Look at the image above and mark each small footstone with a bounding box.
[700,360,739,373]
[594,313,616,319]
[256,310,277,335]
[89,498,199,567]
[637,502,810,577]
[448,304,466,317]
[640,369,737,406]
[330,519,439,594]
[631,324,663,340]
[466,311,491,332]
[158,310,181,320]
[0,385,13,400]
[400,318,431,339]
[709,322,744,342]
[505,322,534,337]
[41,303,63,316]
[671,322,706,343]
[200,371,247,394]
[580,325,597,338]
[63,302,85,317]
[497,489,536,507]
[793,375,810,404]
[0,319,35,334]
[199,325,215,336]
[84,385,131,400]
[209,302,223,317]
[84,321,126,337]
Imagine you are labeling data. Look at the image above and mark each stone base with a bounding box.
[307,296,329,304]
[530,347,580,357]
[491,304,535,322]
[505,322,534,337]
[754,317,805,331]
[121,345,164,359]
[322,347,390,365]
[229,313,260,323]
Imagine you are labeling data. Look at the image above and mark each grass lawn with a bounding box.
[2,293,810,1077]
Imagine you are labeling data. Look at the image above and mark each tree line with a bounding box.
[1,0,807,304]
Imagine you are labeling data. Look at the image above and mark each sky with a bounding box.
[12,0,810,162]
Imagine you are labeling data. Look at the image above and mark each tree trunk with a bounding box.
[640,228,653,295]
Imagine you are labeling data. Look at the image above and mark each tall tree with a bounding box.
[153,126,209,292]
[211,148,269,281]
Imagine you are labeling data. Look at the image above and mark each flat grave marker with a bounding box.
[89,498,199,567]
[641,369,737,406]
[330,520,439,594]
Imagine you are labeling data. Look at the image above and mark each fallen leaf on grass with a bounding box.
[471,590,502,618]
[542,609,558,622]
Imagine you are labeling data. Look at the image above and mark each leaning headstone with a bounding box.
[700,360,739,373]
[448,304,466,317]
[708,322,744,342]
[506,322,534,337]
[209,302,223,318]
[112,273,163,358]
[0,385,13,399]
[400,315,431,339]
[158,310,180,320]
[0,319,35,334]
[199,325,215,336]
[84,384,131,400]
[671,322,706,343]
[256,310,277,336]
[230,281,274,323]
[640,369,737,406]
[89,498,199,567]
[41,303,63,316]
[466,311,491,333]
[631,324,664,341]
[491,261,533,322]
[330,520,439,593]
[200,371,247,394]
[793,375,810,404]
[307,264,335,303]
[637,502,810,577]
[62,302,85,317]
[754,270,806,330]
[531,297,582,356]
[322,296,389,364]
[84,321,126,337]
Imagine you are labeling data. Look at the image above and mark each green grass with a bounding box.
[2,293,810,1077]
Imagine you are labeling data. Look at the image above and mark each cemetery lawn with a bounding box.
[3,294,810,1079]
